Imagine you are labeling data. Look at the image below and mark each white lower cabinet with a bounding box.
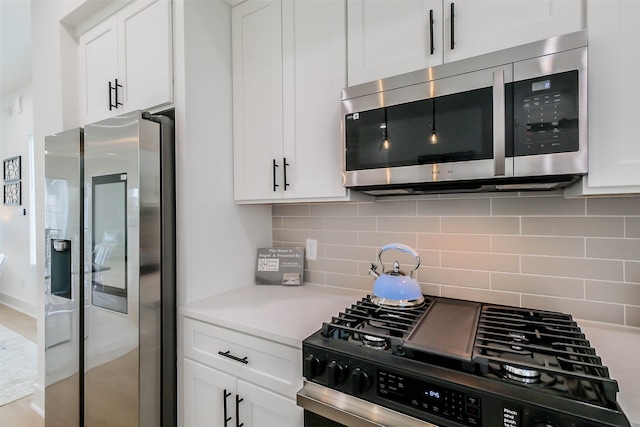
[182,317,303,427]
[183,359,302,427]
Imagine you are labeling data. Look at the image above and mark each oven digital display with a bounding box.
[532,80,551,92]
[377,370,482,426]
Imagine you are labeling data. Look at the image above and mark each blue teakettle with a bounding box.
[368,243,425,309]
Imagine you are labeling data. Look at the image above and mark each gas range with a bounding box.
[298,295,630,427]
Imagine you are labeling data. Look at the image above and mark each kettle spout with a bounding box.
[368,263,380,279]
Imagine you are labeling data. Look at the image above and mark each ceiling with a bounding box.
[0,0,32,97]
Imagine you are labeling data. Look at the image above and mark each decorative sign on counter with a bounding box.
[256,247,304,285]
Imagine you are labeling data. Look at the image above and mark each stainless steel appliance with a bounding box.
[297,295,631,427]
[342,31,587,195]
[44,110,176,427]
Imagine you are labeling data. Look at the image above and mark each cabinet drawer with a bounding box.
[183,317,302,397]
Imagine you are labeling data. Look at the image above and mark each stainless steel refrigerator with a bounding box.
[44,110,176,427]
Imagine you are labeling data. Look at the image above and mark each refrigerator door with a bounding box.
[83,110,162,427]
[45,128,84,427]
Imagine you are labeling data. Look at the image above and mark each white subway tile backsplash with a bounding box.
[419,233,490,253]
[586,280,640,306]
[378,216,440,233]
[282,216,324,230]
[325,245,377,262]
[309,229,358,245]
[492,235,584,257]
[357,231,417,249]
[492,195,585,216]
[521,295,625,325]
[273,194,640,327]
[272,204,310,217]
[442,251,519,273]
[522,216,624,237]
[359,200,417,217]
[325,216,376,231]
[625,262,640,284]
[521,255,623,281]
[442,217,520,234]
[418,198,490,216]
[586,238,640,261]
[491,272,584,298]
[627,217,640,238]
[418,266,491,289]
[441,286,520,306]
[587,197,640,216]
[311,202,358,217]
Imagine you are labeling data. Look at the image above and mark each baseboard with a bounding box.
[0,293,37,317]
[31,382,45,417]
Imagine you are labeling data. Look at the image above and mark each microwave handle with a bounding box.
[493,70,506,176]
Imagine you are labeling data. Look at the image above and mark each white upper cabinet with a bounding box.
[347,0,443,86]
[347,0,584,86]
[78,0,173,124]
[232,1,283,202]
[566,0,640,195]
[233,0,357,203]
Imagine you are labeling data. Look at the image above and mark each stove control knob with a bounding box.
[349,367,370,395]
[326,360,345,387]
[304,355,323,379]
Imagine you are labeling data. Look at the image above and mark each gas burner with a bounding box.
[356,323,390,350]
[502,363,541,384]
[361,333,389,350]
[508,332,529,351]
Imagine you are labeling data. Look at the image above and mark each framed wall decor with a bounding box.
[3,181,21,205]
[3,155,22,205]
[3,155,21,182]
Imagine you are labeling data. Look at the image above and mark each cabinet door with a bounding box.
[281,0,348,199]
[233,0,284,201]
[79,17,119,124]
[583,0,640,190]
[183,359,237,427]
[237,380,303,427]
[347,0,443,86]
[444,0,583,63]
[118,0,173,112]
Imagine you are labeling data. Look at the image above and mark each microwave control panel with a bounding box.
[512,70,579,156]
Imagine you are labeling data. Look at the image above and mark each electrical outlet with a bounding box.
[306,238,317,260]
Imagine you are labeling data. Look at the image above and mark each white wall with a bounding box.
[0,85,36,314]
[175,0,271,306]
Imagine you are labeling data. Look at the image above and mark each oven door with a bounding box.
[297,382,442,427]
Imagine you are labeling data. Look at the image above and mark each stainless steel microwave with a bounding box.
[342,31,587,195]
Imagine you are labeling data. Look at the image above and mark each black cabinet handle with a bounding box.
[108,79,123,111]
[218,350,249,365]
[272,159,279,192]
[283,157,290,190]
[235,395,244,427]
[429,10,435,55]
[450,3,455,50]
[223,389,232,426]
[108,81,113,110]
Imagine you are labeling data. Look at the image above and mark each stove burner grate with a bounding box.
[473,305,621,406]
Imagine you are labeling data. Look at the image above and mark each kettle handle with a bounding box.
[378,243,421,276]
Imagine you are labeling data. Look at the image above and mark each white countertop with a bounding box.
[180,285,639,426]
[179,284,367,348]
[577,319,640,427]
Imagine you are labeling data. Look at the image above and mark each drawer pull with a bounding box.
[218,350,249,364]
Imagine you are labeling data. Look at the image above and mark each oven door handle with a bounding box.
[493,69,506,177]
[296,382,439,427]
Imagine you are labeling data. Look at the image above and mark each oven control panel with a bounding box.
[378,369,482,426]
